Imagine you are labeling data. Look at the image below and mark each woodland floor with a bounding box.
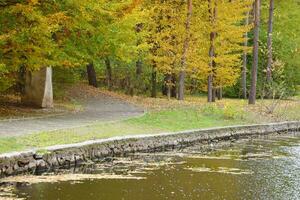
[0,84,299,154]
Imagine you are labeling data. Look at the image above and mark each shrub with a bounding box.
[200,103,246,121]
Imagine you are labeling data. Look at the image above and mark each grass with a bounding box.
[0,85,299,154]
[0,106,252,154]
[127,107,248,131]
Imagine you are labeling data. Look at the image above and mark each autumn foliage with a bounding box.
[0,0,299,100]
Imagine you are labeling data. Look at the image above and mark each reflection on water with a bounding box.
[1,133,300,200]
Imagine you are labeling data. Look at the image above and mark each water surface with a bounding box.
[2,133,300,200]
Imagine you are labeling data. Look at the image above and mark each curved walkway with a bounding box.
[0,94,144,137]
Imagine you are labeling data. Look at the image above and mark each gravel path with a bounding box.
[0,94,144,137]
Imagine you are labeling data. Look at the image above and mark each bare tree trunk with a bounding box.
[208,75,213,102]
[249,0,261,105]
[167,88,171,100]
[242,11,249,99]
[217,87,223,100]
[212,88,216,102]
[136,23,143,78]
[105,58,112,91]
[127,76,134,97]
[86,63,98,88]
[134,59,143,95]
[208,0,217,103]
[133,23,144,95]
[178,0,193,101]
[266,0,274,83]
[165,74,172,100]
[162,74,168,96]
[171,74,177,98]
[151,64,157,98]
[178,72,186,100]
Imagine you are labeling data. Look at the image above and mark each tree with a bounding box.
[0,0,70,107]
[200,0,252,102]
[242,11,250,99]
[151,64,157,98]
[2,0,297,105]
[214,0,252,96]
[178,0,193,101]
[207,0,216,103]
[207,0,213,102]
[146,0,186,98]
[87,63,98,88]
[249,0,261,105]
[266,0,274,83]
[224,0,299,99]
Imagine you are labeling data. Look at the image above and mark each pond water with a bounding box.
[1,133,300,200]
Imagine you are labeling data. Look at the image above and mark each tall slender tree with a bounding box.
[266,0,274,83]
[151,64,157,98]
[178,0,193,101]
[249,0,261,105]
[208,0,217,102]
[242,11,250,99]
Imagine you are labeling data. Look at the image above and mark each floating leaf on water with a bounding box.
[0,185,24,200]
[0,174,146,185]
[240,152,273,160]
[184,167,212,172]
[185,167,253,175]
[185,155,234,160]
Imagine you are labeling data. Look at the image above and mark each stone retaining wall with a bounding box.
[1,121,300,178]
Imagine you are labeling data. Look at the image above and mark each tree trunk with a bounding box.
[249,0,261,105]
[163,74,177,98]
[166,74,172,100]
[217,87,223,100]
[162,74,168,96]
[171,74,177,98]
[208,0,217,103]
[105,58,112,91]
[151,64,157,98]
[242,11,249,99]
[178,0,193,101]
[134,23,143,95]
[22,67,53,108]
[18,65,26,95]
[178,71,186,100]
[126,76,134,97]
[133,59,143,95]
[208,75,213,102]
[86,63,98,88]
[212,87,216,102]
[167,87,171,100]
[266,0,274,83]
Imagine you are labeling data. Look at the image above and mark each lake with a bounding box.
[1,133,300,200]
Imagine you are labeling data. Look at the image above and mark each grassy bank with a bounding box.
[0,107,248,154]
[0,86,299,154]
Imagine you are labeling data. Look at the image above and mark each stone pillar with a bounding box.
[22,67,53,108]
